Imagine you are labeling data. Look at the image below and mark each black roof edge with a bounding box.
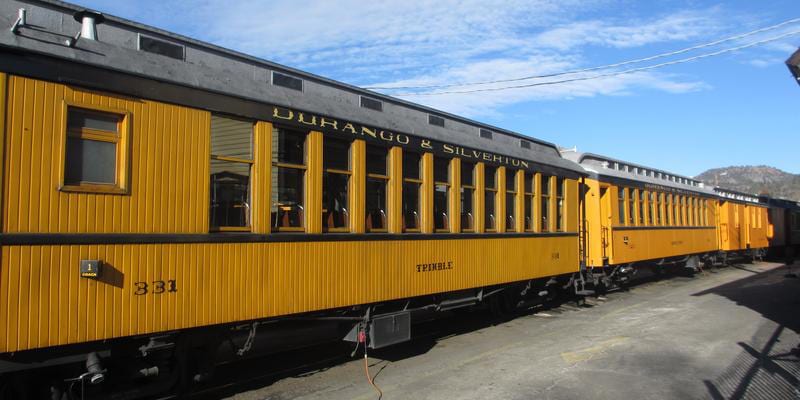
[37,0,563,156]
[787,47,800,86]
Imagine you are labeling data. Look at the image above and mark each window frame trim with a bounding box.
[59,101,131,195]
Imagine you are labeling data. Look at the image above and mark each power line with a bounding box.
[364,16,800,91]
[391,29,800,97]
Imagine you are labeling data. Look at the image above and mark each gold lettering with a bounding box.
[483,153,492,161]
[511,159,520,167]
[361,126,378,138]
[379,130,394,141]
[396,134,410,144]
[342,123,357,134]
[520,161,529,169]
[472,150,482,158]
[319,118,338,130]
[443,144,455,154]
[298,113,317,126]
[421,140,433,149]
[493,154,503,163]
[273,107,294,120]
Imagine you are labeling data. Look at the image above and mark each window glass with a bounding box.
[323,138,351,231]
[525,172,535,231]
[461,161,475,232]
[366,145,388,175]
[506,169,517,232]
[485,166,497,189]
[211,115,252,159]
[67,109,120,132]
[485,165,497,231]
[323,171,349,230]
[323,138,350,171]
[618,188,626,225]
[403,152,421,179]
[210,115,253,229]
[271,127,306,230]
[639,190,645,225]
[65,138,117,184]
[64,107,122,187]
[461,162,474,186]
[366,145,389,232]
[541,175,551,231]
[556,177,564,231]
[461,187,474,231]
[628,189,635,225]
[433,157,450,232]
[403,181,420,230]
[485,190,496,231]
[274,128,306,165]
[403,151,422,231]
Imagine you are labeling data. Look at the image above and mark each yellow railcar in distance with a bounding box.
[564,152,720,287]
[714,189,771,260]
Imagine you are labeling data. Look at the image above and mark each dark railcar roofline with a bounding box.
[35,0,561,154]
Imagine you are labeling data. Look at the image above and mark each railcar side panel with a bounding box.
[2,75,211,234]
[608,228,717,265]
[0,236,578,353]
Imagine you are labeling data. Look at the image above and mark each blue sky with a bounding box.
[78,0,799,177]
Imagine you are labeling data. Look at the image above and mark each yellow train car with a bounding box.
[714,189,771,260]
[761,197,800,261]
[563,152,719,285]
[0,1,587,397]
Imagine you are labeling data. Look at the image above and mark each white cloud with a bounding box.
[533,11,723,51]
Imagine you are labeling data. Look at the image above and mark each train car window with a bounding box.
[485,166,497,232]
[63,107,127,192]
[210,114,254,230]
[556,177,565,232]
[525,172,535,231]
[638,190,645,225]
[461,162,475,232]
[366,145,389,232]
[541,175,551,232]
[271,127,307,231]
[628,189,635,226]
[650,192,658,225]
[506,170,517,232]
[656,193,663,226]
[618,188,626,225]
[322,137,352,232]
[403,151,422,232]
[681,196,687,226]
[434,156,451,232]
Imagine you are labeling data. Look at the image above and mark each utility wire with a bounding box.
[364,16,800,91]
[390,29,800,96]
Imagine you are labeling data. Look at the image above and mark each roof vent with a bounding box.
[66,10,105,47]
[428,115,445,127]
[479,129,493,139]
[139,35,185,60]
[272,72,303,91]
[360,96,383,112]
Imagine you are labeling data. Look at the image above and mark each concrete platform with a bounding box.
[224,262,800,400]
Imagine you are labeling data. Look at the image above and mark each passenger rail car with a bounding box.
[564,152,719,284]
[0,1,588,397]
[714,188,771,261]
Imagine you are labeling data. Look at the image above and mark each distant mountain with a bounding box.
[695,166,800,201]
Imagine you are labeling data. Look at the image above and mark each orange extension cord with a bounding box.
[361,332,383,399]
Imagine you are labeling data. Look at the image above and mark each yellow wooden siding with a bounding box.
[0,236,578,352]
[3,76,210,234]
[608,228,717,264]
